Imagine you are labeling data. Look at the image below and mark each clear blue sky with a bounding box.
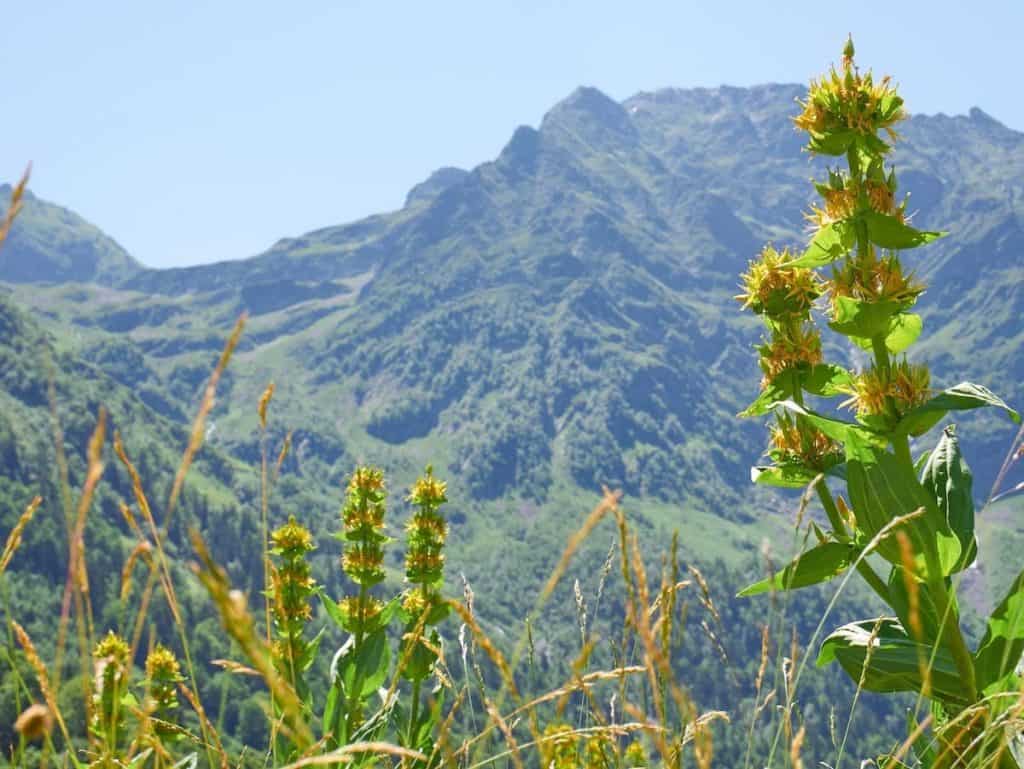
[3,1,1020,268]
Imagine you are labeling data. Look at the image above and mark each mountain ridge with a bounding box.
[3,81,1022,529]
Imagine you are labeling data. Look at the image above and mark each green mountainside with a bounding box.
[0,186,141,285]
[1,83,1023,761]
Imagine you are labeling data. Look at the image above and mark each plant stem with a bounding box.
[927,576,978,703]
[816,474,891,604]
[408,678,422,750]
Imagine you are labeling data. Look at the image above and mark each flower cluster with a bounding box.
[403,466,449,616]
[769,413,843,472]
[93,631,131,742]
[145,643,183,737]
[736,245,821,318]
[794,37,905,154]
[755,322,823,388]
[338,466,391,632]
[540,723,579,769]
[827,252,923,319]
[840,360,931,420]
[341,467,388,586]
[807,168,905,230]
[269,515,317,677]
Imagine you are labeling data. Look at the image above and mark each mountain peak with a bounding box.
[405,166,470,206]
[541,86,635,140]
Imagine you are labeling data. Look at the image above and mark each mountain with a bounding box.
[3,83,1023,606]
[0,186,141,285]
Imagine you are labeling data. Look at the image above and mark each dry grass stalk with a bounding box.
[258,382,275,429]
[166,313,246,524]
[119,539,153,603]
[279,741,429,768]
[449,600,520,701]
[788,723,806,769]
[114,432,181,624]
[12,621,74,749]
[275,430,293,478]
[483,700,526,769]
[0,164,30,248]
[177,680,230,769]
[0,495,42,575]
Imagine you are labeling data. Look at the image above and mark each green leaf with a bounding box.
[887,566,942,644]
[771,400,886,455]
[298,626,326,673]
[170,755,199,769]
[920,427,976,573]
[846,446,961,576]
[400,627,441,682]
[897,382,1021,437]
[828,296,902,340]
[751,464,818,488]
[818,618,966,702]
[864,211,946,250]
[802,364,855,397]
[848,313,920,354]
[882,313,923,354]
[331,628,392,702]
[322,680,346,749]
[974,568,1024,695]
[739,365,851,418]
[807,129,856,156]
[791,220,856,268]
[738,542,858,596]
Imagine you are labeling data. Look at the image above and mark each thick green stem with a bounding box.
[407,678,422,750]
[814,479,848,538]
[927,576,978,703]
[815,480,891,604]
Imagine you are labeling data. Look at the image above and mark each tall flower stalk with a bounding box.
[400,466,450,754]
[738,39,1022,768]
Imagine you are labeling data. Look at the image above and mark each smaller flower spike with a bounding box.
[269,515,317,687]
[145,643,184,738]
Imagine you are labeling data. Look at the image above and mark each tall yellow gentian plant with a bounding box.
[738,39,1023,768]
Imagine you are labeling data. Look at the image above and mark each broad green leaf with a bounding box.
[752,461,846,488]
[807,129,856,156]
[897,382,1021,437]
[771,400,886,456]
[331,628,392,702]
[864,211,946,250]
[751,464,818,488]
[828,296,902,340]
[882,313,923,354]
[802,364,855,397]
[846,446,961,576]
[738,542,858,596]
[974,568,1024,695]
[791,220,856,268]
[319,590,399,634]
[920,427,977,573]
[887,566,942,644]
[322,680,347,748]
[320,590,350,633]
[739,365,852,418]
[818,618,966,702]
[400,627,441,682]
